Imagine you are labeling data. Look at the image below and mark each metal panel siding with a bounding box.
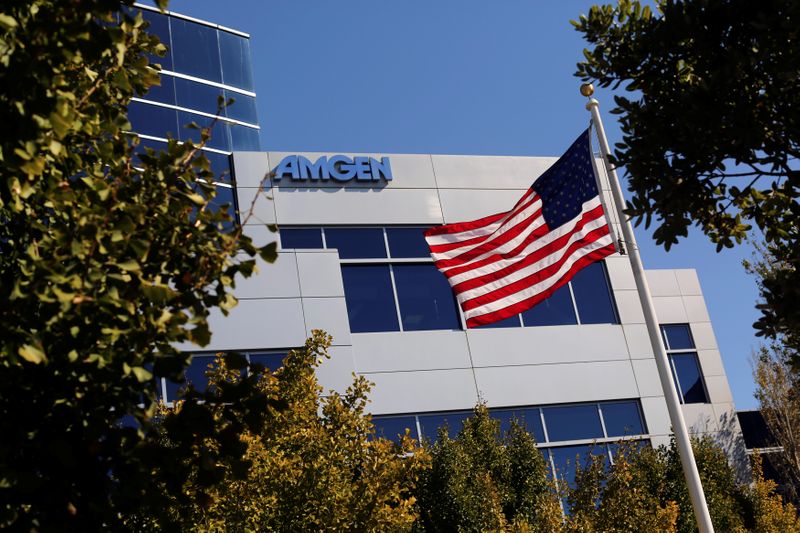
[364,369,480,414]
[232,253,300,299]
[467,324,629,367]
[237,187,276,224]
[301,297,352,346]
[232,151,270,188]
[352,331,472,373]
[431,154,554,189]
[437,189,524,223]
[295,251,346,298]
[200,298,307,351]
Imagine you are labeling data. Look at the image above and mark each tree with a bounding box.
[414,405,563,532]
[753,344,800,500]
[129,331,425,531]
[572,0,800,351]
[0,1,276,529]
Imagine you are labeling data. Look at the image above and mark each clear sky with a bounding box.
[165,0,761,409]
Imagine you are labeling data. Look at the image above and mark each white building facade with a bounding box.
[175,150,745,481]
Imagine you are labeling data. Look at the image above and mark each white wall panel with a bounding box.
[231,151,270,188]
[237,187,276,225]
[431,154,554,189]
[437,189,524,223]
[317,345,357,393]
[640,396,671,437]
[675,269,702,296]
[352,331,472,373]
[682,295,711,323]
[622,324,654,359]
[233,253,300,299]
[690,322,719,351]
[201,298,307,352]
[295,251,345,297]
[631,359,661,397]
[267,152,437,189]
[467,324,629,367]
[272,187,444,225]
[704,375,734,404]
[606,256,636,291]
[645,270,680,297]
[697,349,726,377]
[614,290,646,324]
[652,296,688,324]
[364,369,479,414]
[241,224,278,248]
[301,297,352,346]
[683,403,719,434]
[474,361,639,407]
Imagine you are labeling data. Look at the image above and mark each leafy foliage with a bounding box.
[573,0,800,346]
[129,331,425,531]
[0,1,276,529]
[414,405,563,532]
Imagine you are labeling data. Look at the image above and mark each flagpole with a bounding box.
[582,84,715,533]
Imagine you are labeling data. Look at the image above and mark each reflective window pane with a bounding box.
[137,74,175,105]
[224,90,258,124]
[549,444,608,489]
[474,313,521,329]
[373,415,418,442]
[672,353,708,403]
[175,78,223,115]
[170,18,222,82]
[280,228,323,249]
[133,137,168,167]
[177,111,231,151]
[491,408,545,442]
[386,227,431,258]
[418,412,470,442]
[219,30,255,91]
[184,355,215,392]
[542,404,603,442]
[341,265,399,333]
[571,261,618,324]
[325,228,386,259]
[208,186,237,232]
[393,264,460,331]
[662,324,694,350]
[202,150,232,183]
[521,284,577,326]
[601,401,645,437]
[128,101,178,138]
[248,353,286,374]
[139,9,172,70]
[229,124,261,151]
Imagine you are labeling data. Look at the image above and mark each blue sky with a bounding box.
[166,0,761,409]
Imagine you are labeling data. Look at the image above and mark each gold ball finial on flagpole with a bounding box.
[580,83,595,97]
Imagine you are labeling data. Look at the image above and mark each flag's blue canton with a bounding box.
[531,129,598,229]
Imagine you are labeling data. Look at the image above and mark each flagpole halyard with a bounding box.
[582,87,715,533]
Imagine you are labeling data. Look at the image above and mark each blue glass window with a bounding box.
[224,91,258,124]
[601,401,645,437]
[170,18,222,82]
[542,404,603,442]
[208,186,237,232]
[341,265,399,333]
[165,355,214,401]
[175,78,223,115]
[178,111,231,151]
[570,262,618,324]
[373,415,418,442]
[491,408,545,442]
[521,284,577,326]
[474,314,521,329]
[202,150,232,183]
[418,411,470,442]
[280,228,323,249]
[386,227,431,258]
[128,101,178,138]
[325,228,386,259]
[139,9,172,70]
[608,439,650,462]
[392,264,460,331]
[549,444,608,489]
[662,324,694,350]
[219,30,255,91]
[229,124,261,151]
[138,74,175,105]
[672,353,708,404]
[133,137,167,167]
[248,353,286,374]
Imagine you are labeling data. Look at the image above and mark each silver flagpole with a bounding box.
[581,84,715,533]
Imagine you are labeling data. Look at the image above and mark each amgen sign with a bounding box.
[273,155,393,182]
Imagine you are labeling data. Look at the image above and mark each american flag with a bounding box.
[425,129,616,328]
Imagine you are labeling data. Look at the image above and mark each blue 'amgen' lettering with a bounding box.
[274,155,392,182]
